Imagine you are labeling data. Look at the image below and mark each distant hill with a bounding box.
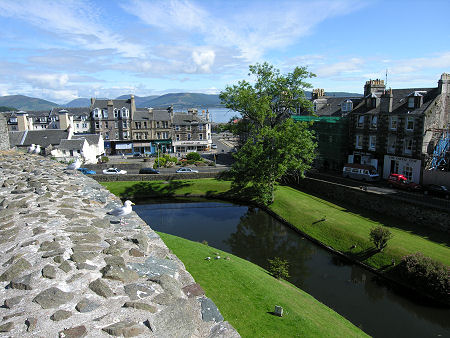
[144,93,221,109]
[0,106,18,112]
[0,91,363,112]
[0,95,58,111]
[115,95,159,108]
[64,98,91,107]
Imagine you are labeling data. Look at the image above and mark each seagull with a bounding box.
[66,157,82,172]
[33,145,41,154]
[27,144,36,153]
[107,200,135,225]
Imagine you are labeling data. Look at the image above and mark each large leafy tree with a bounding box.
[220,62,317,205]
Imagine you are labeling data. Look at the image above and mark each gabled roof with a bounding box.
[58,139,87,151]
[72,134,101,145]
[51,107,90,115]
[172,112,208,124]
[91,99,131,110]
[314,97,364,117]
[14,129,69,147]
[351,87,438,115]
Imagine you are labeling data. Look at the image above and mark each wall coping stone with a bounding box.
[0,150,240,337]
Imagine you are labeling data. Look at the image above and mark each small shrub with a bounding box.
[398,252,449,301]
[268,257,290,280]
[101,156,109,163]
[201,240,208,246]
[186,152,201,161]
[369,226,393,251]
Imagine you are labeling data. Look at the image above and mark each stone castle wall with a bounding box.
[0,114,10,150]
[0,150,239,337]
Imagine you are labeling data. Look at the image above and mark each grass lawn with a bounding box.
[101,178,450,270]
[158,232,367,338]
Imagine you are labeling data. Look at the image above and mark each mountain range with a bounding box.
[0,91,363,111]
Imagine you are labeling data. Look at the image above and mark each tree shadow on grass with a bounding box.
[122,180,191,199]
[344,247,379,261]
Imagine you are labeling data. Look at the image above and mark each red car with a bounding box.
[387,173,421,191]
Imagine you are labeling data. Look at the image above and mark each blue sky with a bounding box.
[0,0,449,103]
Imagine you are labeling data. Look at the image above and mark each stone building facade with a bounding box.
[172,109,212,153]
[0,113,10,150]
[347,74,450,183]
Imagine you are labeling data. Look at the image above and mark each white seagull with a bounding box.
[66,157,82,171]
[27,144,36,153]
[33,145,41,154]
[107,200,135,225]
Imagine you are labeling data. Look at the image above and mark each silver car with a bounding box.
[176,167,199,173]
[102,167,127,175]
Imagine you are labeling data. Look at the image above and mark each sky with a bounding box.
[0,0,449,104]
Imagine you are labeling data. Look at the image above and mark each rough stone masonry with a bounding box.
[0,150,239,337]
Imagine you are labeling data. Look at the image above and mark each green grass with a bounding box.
[159,232,367,338]
[101,179,450,270]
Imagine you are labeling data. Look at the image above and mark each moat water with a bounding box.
[134,200,449,337]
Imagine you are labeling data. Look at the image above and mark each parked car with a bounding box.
[342,163,379,181]
[102,168,127,175]
[139,168,160,174]
[77,168,96,175]
[211,144,218,149]
[133,152,143,157]
[387,173,421,191]
[176,167,199,173]
[422,184,449,199]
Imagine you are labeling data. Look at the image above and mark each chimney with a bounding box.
[380,88,393,113]
[312,89,325,100]
[438,73,450,94]
[67,124,73,140]
[90,97,95,107]
[58,111,71,130]
[17,112,29,131]
[364,79,385,97]
[130,94,136,119]
[206,109,210,122]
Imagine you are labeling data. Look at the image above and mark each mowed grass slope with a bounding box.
[101,179,450,269]
[158,232,367,338]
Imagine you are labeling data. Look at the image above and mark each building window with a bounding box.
[187,125,191,131]
[163,121,168,128]
[123,131,129,139]
[135,122,141,129]
[121,108,129,118]
[162,132,168,139]
[175,125,180,131]
[143,133,147,139]
[114,121,118,129]
[389,116,397,130]
[187,133,191,141]
[357,115,364,128]
[76,123,80,128]
[176,134,180,141]
[105,132,109,140]
[341,100,353,112]
[387,135,396,153]
[406,117,414,131]
[104,121,109,128]
[93,108,100,118]
[198,124,203,131]
[156,121,160,128]
[82,123,87,128]
[369,135,376,150]
[114,109,119,118]
[403,165,413,181]
[313,101,318,113]
[95,121,100,129]
[122,121,127,128]
[156,132,160,139]
[115,132,119,139]
[404,138,413,155]
[356,134,363,149]
[199,134,203,140]
[143,121,147,128]
[408,97,415,108]
[103,109,108,118]
[370,115,377,129]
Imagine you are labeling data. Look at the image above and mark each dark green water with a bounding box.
[134,200,449,338]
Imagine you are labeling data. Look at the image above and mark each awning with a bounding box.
[133,142,151,147]
[152,139,172,145]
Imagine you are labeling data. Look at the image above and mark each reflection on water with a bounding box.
[134,200,450,338]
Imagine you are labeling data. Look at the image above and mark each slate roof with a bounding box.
[72,134,101,145]
[8,131,26,147]
[11,129,70,148]
[133,110,152,120]
[58,139,87,151]
[172,112,208,124]
[314,97,364,117]
[152,109,171,121]
[91,99,131,110]
[351,87,438,116]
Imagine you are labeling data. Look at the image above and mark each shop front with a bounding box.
[172,140,211,153]
[383,155,421,183]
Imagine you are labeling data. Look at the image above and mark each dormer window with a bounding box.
[93,108,100,118]
[408,97,415,108]
[103,109,108,118]
[341,100,353,112]
[371,98,377,108]
[114,109,119,118]
[313,100,318,113]
[121,107,129,118]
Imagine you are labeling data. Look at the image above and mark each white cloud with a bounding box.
[0,0,146,58]
[25,73,69,89]
[315,58,364,77]
[192,50,215,73]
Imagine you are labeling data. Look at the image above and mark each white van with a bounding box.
[342,163,379,181]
